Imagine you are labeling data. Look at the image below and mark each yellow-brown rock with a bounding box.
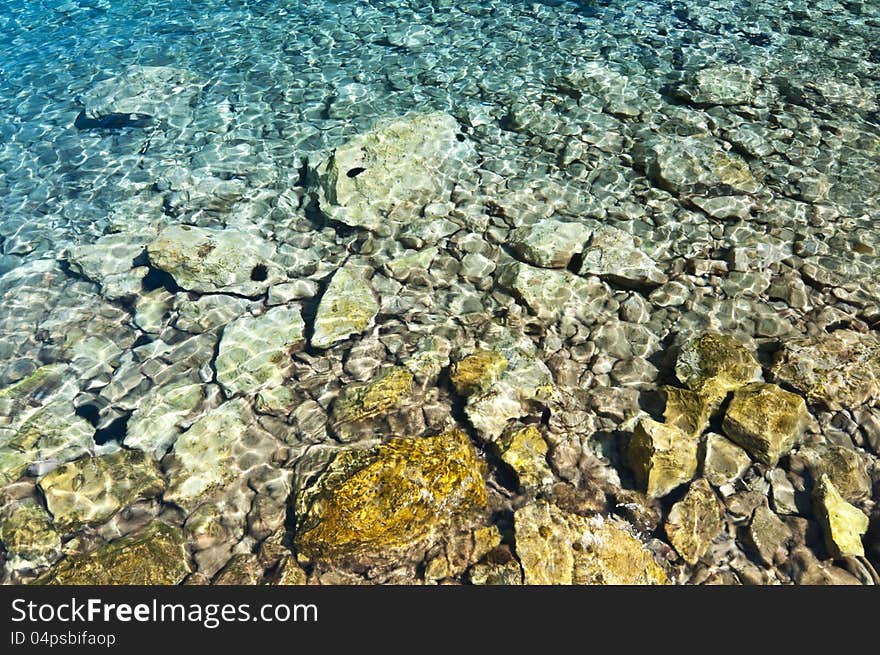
[628,417,699,498]
[34,521,190,585]
[294,429,487,562]
[813,474,868,558]
[513,501,667,585]
[721,382,809,466]
[665,479,723,565]
[450,350,508,396]
[331,367,414,424]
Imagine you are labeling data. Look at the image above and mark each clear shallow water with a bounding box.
[0,0,879,584]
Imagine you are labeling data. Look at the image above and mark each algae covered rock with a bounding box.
[294,429,487,563]
[721,382,809,466]
[215,305,305,397]
[147,225,282,296]
[38,449,165,532]
[450,349,508,396]
[662,386,712,437]
[801,444,871,504]
[665,479,723,565]
[311,265,379,349]
[496,425,554,490]
[675,332,762,403]
[35,521,190,585]
[813,474,868,558]
[331,367,414,425]
[743,502,791,566]
[316,112,475,231]
[0,503,61,570]
[770,330,880,410]
[628,418,699,498]
[513,501,667,585]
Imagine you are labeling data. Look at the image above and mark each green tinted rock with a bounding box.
[38,449,165,532]
[721,382,809,466]
[34,521,190,585]
[665,479,724,565]
[294,429,487,563]
[802,444,871,504]
[0,503,61,569]
[675,332,762,403]
[450,350,508,396]
[514,501,667,585]
[164,399,252,510]
[663,386,712,437]
[125,377,205,457]
[814,474,868,558]
[331,367,414,424]
[628,418,699,498]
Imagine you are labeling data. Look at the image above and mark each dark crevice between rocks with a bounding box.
[93,413,131,446]
[131,333,153,349]
[142,267,181,293]
[74,403,101,427]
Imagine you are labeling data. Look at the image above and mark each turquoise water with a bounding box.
[0,0,879,584]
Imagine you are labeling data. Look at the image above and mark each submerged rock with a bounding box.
[801,444,871,504]
[681,65,759,106]
[147,225,283,296]
[665,479,724,565]
[316,112,475,231]
[125,378,206,457]
[662,386,712,437]
[66,234,149,300]
[0,503,61,571]
[578,224,667,288]
[450,350,508,396]
[496,425,554,490]
[499,262,612,323]
[1,400,94,486]
[770,330,880,410]
[464,350,556,441]
[294,429,487,563]
[38,450,164,532]
[509,218,592,269]
[702,432,751,488]
[311,265,379,349]
[628,418,699,499]
[743,502,791,566]
[35,521,190,585]
[215,305,305,397]
[634,135,761,195]
[513,501,667,585]
[814,474,868,558]
[721,382,809,466]
[675,332,763,405]
[331,367,414,425]
[164,399,266,511]
[79,65,204,123]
